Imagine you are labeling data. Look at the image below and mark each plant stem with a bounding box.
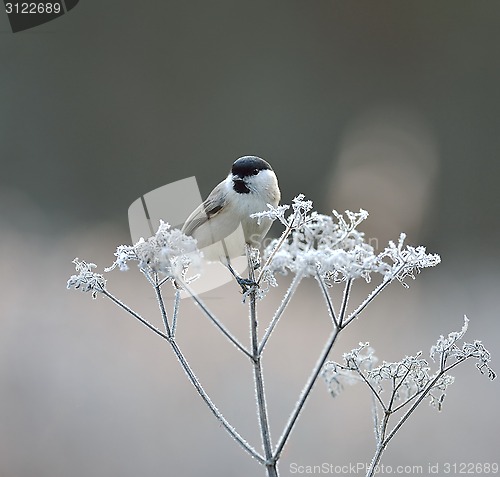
[101,289,169,340]
[370,389,381,442]
[256,220,294,286]
[274,277,352,461]
[169,339,266,465]
[171,289,181,337]
[366,365,453,477]
[344,261,411,328]
[258,271,303,355]
[343,276,393,327]
[316,273,338,328]
[338,278,352,327]
[355,362,386,412]
[182,282,253,360]
[102,286,264,463]
[273,326,341,461]
[247,247,278,477]
[155,278,267,465]
[153,276,172,338]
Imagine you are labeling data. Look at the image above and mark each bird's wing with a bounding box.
[181,181,228,236]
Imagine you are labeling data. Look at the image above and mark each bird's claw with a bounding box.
[236,276,258,293]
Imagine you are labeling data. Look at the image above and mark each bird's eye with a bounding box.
[252,168,259,175]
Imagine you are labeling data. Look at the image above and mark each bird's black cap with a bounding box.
[231,156,273,178]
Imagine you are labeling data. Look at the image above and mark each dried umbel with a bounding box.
[67,195,494,477]
[323,317,495,477]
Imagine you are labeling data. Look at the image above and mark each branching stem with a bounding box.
[247,246,278,477]
[182,281,253,360]
[153,274,172,337]
[273,277,352,461]
[101,288,169,341]
[274,326,341,461]
[121,279,266,465]
[344,264,406,327]
[316,273,338,328]
[258,271,303,355]
[169,338,266,465]
[366,356,467,477]
[171,289,181,337]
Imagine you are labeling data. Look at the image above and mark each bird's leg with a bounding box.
[225,260,257,292]
[219,238,257,292]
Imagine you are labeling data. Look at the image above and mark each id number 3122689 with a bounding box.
[5,2,62,14]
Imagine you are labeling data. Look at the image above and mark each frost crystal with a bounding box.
[324,318,495,412]
[67,258,106,298]
[430,316,496,380]
[252,203,290,226]
[105,220,201,281]
[430,316,469,359]
[259,197,440,284]
[324,344,454,410]
[252,194,313,229]
[379,233,441,286]
[368,354,440,404]
[323,343,377,397]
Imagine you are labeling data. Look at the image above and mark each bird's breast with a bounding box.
[229,191,274,246]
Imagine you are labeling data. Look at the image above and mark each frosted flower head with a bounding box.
[252,203,290,226]
[324,343,454,410]
[379,233,441,287]
[252,194,314,229]
[324,318,495,411]
[430,316,496,381]
[67,258,106,299]
[105,220,202,282]
[430,316,470,359]
[263,206,375,279]
[323,343,377,397]
[368,354,436,403]
[259,197,440,285]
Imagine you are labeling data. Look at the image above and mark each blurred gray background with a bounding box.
[1,2,499,476]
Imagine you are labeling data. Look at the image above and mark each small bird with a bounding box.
[182,156,280,288]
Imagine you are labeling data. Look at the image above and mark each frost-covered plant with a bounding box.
[323,316,495,477]
[67,196,495,477]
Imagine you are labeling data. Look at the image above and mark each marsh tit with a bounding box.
[182,156,280,285]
